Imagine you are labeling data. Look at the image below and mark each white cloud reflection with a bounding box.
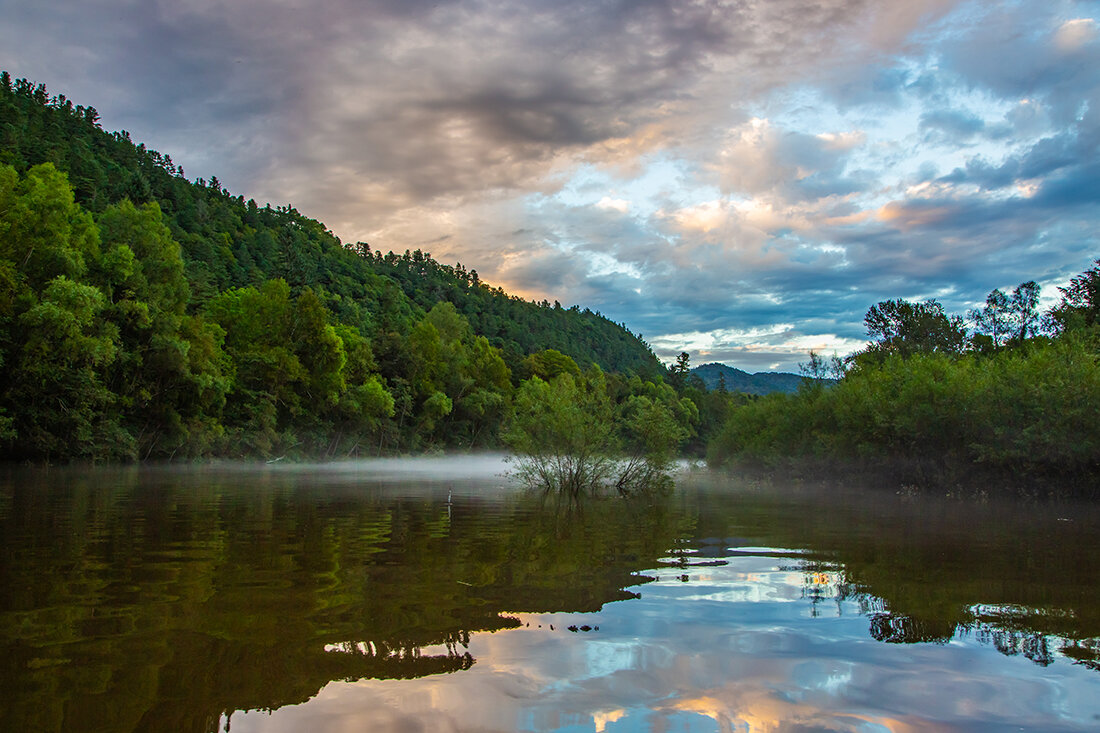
[226,551,1099,733]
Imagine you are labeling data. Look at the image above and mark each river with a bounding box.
[2,456,1098,731]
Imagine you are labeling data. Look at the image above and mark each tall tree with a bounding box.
[969,289,1010,349]
[7,276,122,458]
[1008,281,1040,343]
[856,299,966,364]
[1052,261,1100,331]
[969,281,1041,349]
[668,351,691,389]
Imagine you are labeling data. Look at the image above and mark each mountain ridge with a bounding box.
[690,362,811,395]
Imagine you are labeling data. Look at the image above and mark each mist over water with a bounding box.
[190,452,520,495]
[258,452,514,482]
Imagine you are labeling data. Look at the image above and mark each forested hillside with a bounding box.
[0,74,663,461]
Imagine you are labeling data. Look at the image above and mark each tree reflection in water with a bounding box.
[698,473,1100,675]
[0,461,690,733]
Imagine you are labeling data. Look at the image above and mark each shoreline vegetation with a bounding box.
[709,280,1100,497]
[1,74,1098,496]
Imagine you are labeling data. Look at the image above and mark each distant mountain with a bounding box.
[690,362,827,395]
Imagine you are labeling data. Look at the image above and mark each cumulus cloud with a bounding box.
[1055,17,1099,51]
[710,118,871,202]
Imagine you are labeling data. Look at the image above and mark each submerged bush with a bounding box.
[504,371,619,496]
[504,370,694,497]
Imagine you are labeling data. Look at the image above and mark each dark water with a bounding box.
[2,457,1099,732]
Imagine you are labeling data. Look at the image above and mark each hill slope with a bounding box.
[0,73,660,378]
[0,73,662,460]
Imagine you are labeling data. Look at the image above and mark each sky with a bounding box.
[2,0,1099,372]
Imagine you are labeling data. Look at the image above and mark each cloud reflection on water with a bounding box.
[227,551,1100,732]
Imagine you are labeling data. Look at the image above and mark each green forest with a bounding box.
[0,74,722,464]
[2,73,1097,494]
[709,271,1100,493]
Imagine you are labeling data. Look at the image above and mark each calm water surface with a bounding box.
[2,456,1099,732]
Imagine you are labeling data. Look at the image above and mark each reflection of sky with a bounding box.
[226,551,1100,732]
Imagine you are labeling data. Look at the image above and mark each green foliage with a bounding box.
[398,302,512,448]
[1052,259,1100,332]
[678,375,751,456]
[711,265,1100,493]
[8,276,122,458]
[855,298,966,365]
[504,370,695,497]
[0,163,99,288]
[969,281,1041,350]
[204,280,395,457]
[0,163,121,459]
[0,75,665,460]
[520,348,581,381]
[667,351,692,390]
[616,391,690,492]
[504,372,619,496]
[709,338,1100,492]
[95,199,227,457]
[363,248,662,378]
[799,350,846,385]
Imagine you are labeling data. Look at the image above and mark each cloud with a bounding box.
[919,108,986,142]
[1055,17,1099,51]
[2,0,1099,372]
[936,4,1100,124]
[710,118,872,202]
